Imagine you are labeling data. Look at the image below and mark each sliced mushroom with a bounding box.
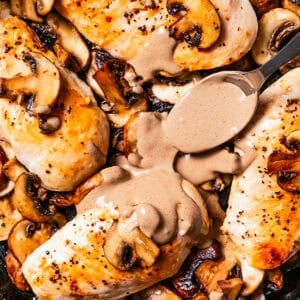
[250,0,280,18]
[36,0,55,16]
[1,52,60,114]
[46,12,90,71]
[281,129,300,152]
[7,219,55,264]
[12,172,56,222]
[171,242,222,298]
[151,72,201,104]
[10,0,54,20]
[251,8,300,65]
[103,223,160,271]
[195,259,236,293]
[38,114,61,134]
[173,0,258,70]
[5,251,30,291]
[93,59,148,128]
[218,278,243,300]
[282,0,300,16]
[267,151,300,173]
[0,197,23,241]
[167,0,221,49]
[10,0,43,22]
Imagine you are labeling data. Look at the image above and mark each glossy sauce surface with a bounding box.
[78,69,257,246]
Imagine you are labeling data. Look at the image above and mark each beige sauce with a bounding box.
[164,75,258,153]
[128,27,182,81]
[77,166,206,245]
[175,149,242,185]
[78,71,258,246]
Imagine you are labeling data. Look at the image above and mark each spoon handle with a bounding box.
[246,32,300,90]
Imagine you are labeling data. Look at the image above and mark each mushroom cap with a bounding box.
[173,0,258,70]
[251,8,300,65]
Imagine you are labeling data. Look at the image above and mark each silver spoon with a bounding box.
[165,32,300,153]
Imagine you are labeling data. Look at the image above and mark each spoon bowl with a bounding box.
[164,32,300,153]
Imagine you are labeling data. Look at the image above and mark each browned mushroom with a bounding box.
[250,0,280,18]
[103,223,160,271]
[282,0,300,16]
[171,242,222,298]
[251,8,300,65]
[11,172,56,222]
[267,150,300,192]
[5,251,30,291]
[281,129,300,152]
[46,12,90,71]
[7,219,55,264]
[93,59,148,128]
[218,278,243,300]
[167,0,221,49]
[0,52,61,114]
[10,0,55,21]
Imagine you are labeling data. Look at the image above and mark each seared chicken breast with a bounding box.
[0,16,109,191]
[222,68,300,271]
[22,173,209,299]
[55,0,258,71]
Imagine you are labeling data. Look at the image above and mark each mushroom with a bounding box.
[218,278,243,300]
[7,219,55,264]
[151,72,201,105]
[46,12,90,71]
[267,150,300,192]
[36,0,55,16]
[38,115,61,134]
[10,0,43,22]
[103,223,160,271]
[1,52,61,114]
[11,172,57,222]
[282,0,300,16]
[171,242,222,298]
[194,259,236,294]
[250,0,279,18]
[173,0,258,70]
[5,251,30,291]
[282,129,300,152]
[167,0,221,49]
[251,8,300,65]
[10,0,55,21]
[93,59,148,128]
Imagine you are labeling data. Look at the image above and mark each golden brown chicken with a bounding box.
[221,67,300,295]
[0,16,109,191]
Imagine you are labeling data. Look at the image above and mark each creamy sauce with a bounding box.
[175,149,242,185]
[77,167,205,244]
[164,75,258,153]
[128,27,183,81]
[78,70,258,247]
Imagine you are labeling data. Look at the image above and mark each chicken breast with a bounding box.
[222,68,300,271]
[55,0,175,61]
[0,17,109,191]
[21,175,209,299]
[55,0,257,71]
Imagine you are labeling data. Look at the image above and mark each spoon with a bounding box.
[164,32,300,153]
